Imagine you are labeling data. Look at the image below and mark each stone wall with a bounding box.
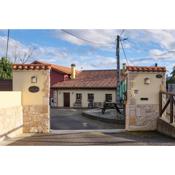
[125,71,166,131]
[126,104,159,131]
[23,105,49,133]
[157,118,175,138]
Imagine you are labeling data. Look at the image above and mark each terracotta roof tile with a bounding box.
[32,60,79,74]
[13,64,51,70]
[126,66,166,72]
[52,70,117,89]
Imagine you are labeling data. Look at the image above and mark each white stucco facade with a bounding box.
[53,89,116,108]
[128,72,166,105]
[125,71,166,131]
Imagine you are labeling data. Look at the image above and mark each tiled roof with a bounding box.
[13,64,51,70]
[52,70,117,89]
[126,66,166,72]
[32,60,73,74]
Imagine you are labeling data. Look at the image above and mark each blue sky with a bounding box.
[0,29,174,73]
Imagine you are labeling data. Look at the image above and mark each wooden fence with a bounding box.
[0,80,12,91]
[159,91,175,123]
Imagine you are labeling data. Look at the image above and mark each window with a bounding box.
[105,94,112,102]
[76,93,82,101]
[88,93,94,102]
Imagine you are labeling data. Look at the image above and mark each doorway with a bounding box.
[64,92,70,107]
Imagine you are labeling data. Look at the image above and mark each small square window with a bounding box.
[76,93,82,100]
[105,94,112,102]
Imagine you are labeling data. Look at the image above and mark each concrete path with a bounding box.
[1,131,175,146]
[50,108,124,130]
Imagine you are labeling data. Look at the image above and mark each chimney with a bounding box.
[71,64,76,79]
[122,63,126,71]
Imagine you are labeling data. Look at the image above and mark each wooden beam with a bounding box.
[159,92,162,117]
[160,90,175,96]
[170,96,174,123]
[160,98,170,116]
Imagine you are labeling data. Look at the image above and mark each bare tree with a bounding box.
[11,44,36,64]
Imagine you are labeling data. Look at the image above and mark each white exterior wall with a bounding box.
[129,72,166,105]
[126,71,166,131]
[0,92,23,141]
[54,89,116,108]
[13,70,50,106]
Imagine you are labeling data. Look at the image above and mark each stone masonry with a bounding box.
[126,104,159,131]
[23,105,49,133]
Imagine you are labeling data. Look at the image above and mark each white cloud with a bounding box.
[0,36,72,64]
[0,36,29,62]
[1,29,175,71]
[146,30,175,49]
[55,29,125,50]
[149,48,175,60]
[0,35,116,70]
[55,29,175,54]
[125,29,175,50]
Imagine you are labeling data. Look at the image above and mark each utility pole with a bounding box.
[5,29,10,59]
[116,35,120,104]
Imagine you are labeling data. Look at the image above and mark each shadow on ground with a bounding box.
[3,131,175,146]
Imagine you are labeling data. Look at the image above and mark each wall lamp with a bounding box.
[31,76,37,83]
[144,77,151,85]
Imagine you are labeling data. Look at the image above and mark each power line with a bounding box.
[120,29,125,36]
[5,29,10,58]
[120,40,129,65]
[61,29,105,46]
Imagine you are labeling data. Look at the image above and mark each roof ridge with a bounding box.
[126,65,166,72]
[82,69,116,71]
[32,60,72,74]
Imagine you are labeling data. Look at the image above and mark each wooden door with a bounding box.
[64,93,70,107]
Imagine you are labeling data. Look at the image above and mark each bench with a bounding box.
[101,102,123,114]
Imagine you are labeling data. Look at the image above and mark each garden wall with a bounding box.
[0,92,23,141]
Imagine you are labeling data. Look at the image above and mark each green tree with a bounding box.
[0,57,12,79]
[171,66,175,78]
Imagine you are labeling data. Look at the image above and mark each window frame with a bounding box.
[105,94,112,102]
[76,93,82,101]
[88,93,94,102]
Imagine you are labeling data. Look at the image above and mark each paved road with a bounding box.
[1,131,175,146]
[1,108,174,146]
[50,108,124,130]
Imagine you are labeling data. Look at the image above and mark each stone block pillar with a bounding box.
[125,68,166,131]
[13,64,51,133]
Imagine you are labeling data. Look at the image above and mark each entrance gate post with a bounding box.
[13,64,51,133]
[125,67,166,131]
